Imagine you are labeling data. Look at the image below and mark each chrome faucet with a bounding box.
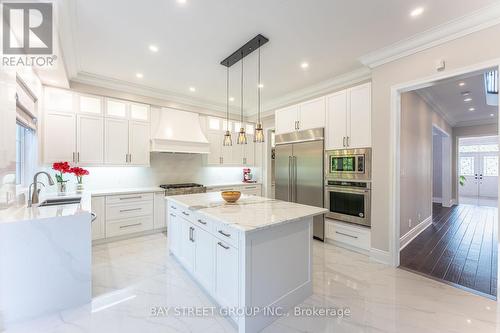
[28,171,55,207]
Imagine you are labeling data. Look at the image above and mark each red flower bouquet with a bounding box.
[52,161,71,183]
[70,167,90,184]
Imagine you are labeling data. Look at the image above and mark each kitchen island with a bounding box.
[166,192,327,333]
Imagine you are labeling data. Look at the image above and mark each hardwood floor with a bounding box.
[400,203,498,297]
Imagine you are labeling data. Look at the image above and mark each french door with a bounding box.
[459,150,498,203]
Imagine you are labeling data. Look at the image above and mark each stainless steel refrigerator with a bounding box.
[275,128,325,241]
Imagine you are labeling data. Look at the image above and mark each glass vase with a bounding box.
[57,181,68,195]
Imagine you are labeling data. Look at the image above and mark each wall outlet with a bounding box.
[408,219,412,228]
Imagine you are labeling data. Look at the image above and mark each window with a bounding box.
[485,70,498,94]
[15,124,25,185]
[459,144,499,153]
[460,157,474,176]
[484,156,499,176]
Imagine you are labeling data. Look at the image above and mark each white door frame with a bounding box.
[432,124,453,208]
[389,59,500,268]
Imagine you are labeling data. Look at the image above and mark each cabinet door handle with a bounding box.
[343,137,346,147]
[119,208,142,213]
[72,152,76,163]
[346,136,349,147]
[218,230,231,238]
[189,226,195,242]
[217,242,229,250]
[170,205,177,210]
[77,152,80,163]
[119,222,142,229]
[297,120,300,130]
[197,219,207,225]
[169,213,176,217]
[335,231,358,239]
[182,211,190,216]
[119,196,142,200]
[129,154,132,163]
[125,154,129,163]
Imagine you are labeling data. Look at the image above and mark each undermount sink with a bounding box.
[38,197,82,207]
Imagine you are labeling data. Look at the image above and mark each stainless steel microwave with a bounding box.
[325,148,371,181]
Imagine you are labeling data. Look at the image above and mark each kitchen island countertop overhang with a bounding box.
[165,192,327,333]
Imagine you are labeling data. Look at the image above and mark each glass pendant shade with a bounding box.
[223,130,232,146]
[254,123,264,143]
[237,128,247,144]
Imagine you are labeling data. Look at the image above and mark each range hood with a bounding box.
[151,107,210,154]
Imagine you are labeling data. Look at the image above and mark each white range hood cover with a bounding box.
[151,107,210,154]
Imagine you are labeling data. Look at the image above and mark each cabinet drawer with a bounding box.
[168,201,195,223]
[106,193,153,204]
[106,216,153,237]
[192,212,213,232]
[326,220,370,251]
[106,201,153,220]
[213,221,239,248]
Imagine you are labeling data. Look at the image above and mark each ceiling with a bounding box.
[58,0,500,114]
[417,70,498,127]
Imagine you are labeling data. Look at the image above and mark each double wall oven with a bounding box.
[324,148,372,227]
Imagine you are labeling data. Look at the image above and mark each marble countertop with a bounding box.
[90,187,164,196]
[205,182,261,188]
[166,192,327,233]
[0,191,92,224]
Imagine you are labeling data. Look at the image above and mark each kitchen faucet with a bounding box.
[28,171,55,207]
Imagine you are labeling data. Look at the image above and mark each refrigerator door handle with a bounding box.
[288,156,292,202]
[293,156,298,203]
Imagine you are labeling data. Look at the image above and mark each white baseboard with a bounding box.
[369,248,392,265]
[399,216,432,250]
[432,197,442,203]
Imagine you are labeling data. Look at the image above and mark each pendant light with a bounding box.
[237,51,247,145]
[254,43,264,143]
[223,66,232,146]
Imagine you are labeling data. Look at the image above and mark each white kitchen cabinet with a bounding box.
[43,112,76,163]
[207,132,223,165]
[231,133,244,165]
[91,196,105,240]
[105,98,128,119]
[104,118,129,165]
[194,226,215,291]
[275,105,299,135]
[275,97,325,135]
[180,221,195,272]
[44,88,73,112]
[128,121,150,165]
[298,97,325,131]
[242,134,255,165]
[168,209,181,256]
[347,83,371,149]
[77,115,104,164]
[78,94,102,115]
[326,90,348,150]
[215,240,239,309]
[154,192,166,229]
[326,82,371,150]
[130,102,150,121]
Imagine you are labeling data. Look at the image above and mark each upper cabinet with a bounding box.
[43,88,151,166]
[275,97,325,135]
[325,82,371,150]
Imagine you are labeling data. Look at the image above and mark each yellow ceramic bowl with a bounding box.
[221,191,241,203]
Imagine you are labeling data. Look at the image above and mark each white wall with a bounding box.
[433,135,443,199]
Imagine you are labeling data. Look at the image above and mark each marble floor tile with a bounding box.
[4,232,500,333]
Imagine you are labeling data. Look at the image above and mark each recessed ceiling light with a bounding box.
[468,107,475,111]
[464,97,472,102]
[410,7,424,17]
[258,83,264,88]
[462,91,470,96]
[459,82,466,87]
[189,86,196,92]
[229,97,235,102]
[491,113,495,117]
[136,73,143,79]
[149,45,158,53]
[177,0,187,4]
[300,62,309,69]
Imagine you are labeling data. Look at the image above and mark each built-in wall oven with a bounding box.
[325,148,372,227]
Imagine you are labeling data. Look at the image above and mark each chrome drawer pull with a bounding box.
[169,213,176,217]
[218,230,231,237]
[119,208,142,213]
[197,219,207,225]
[245,186,256,189]
[119,223,142,229]
[335,231,358,239]
[217,242,229,250]
[170,206,177,209]
[119,196,142,200]
[182,211,190,216]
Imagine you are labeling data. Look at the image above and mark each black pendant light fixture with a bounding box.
[237,51,247,145]
[254,43,264,143]
[220,34,269,147]
[223,66,232,146]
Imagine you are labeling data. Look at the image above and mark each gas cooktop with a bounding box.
[159,183,204,190]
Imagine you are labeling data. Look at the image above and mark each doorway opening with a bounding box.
[396,66,499,298]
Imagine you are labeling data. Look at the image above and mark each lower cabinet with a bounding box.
[214,240,239,309]
[194,227,215,291]
[91,196,105,240]
[325,219,371,253]
[168,210,181,256]
[179,222,195,272]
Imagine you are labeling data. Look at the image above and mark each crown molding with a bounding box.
[416,90,456,127]
[454,118,498,128]
[261,67,371,114]
[359,2,500,68]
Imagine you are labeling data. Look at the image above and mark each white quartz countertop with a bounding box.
[0,191,92,224]
[204,182,261,188]
[166,192,327,233]
[90,187,164,196]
